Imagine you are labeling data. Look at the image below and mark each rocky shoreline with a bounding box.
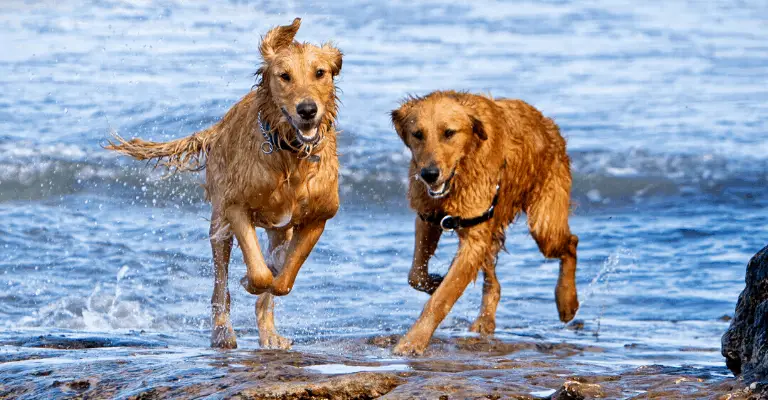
[721,244,768,400]
[0,333,753,399]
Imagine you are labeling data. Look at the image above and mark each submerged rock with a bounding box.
[722,244,768,380]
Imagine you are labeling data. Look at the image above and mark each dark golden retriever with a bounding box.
[390,91,579,355]
[106,18,343,349]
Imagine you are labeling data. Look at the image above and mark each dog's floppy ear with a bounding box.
[260,18,301,59]
[321,44,343,77]
[390,107,410,148]
[470,115,487,141]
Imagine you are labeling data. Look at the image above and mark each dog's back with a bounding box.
[494,98,568,161]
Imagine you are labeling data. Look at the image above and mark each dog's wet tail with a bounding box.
[105,126,218,172]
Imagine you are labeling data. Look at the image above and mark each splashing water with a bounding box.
[17,265,154,331]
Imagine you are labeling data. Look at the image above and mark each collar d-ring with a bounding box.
[261,140,274,155]
[439,215,456,232]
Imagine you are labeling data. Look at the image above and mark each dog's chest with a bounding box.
[250,168,310,228]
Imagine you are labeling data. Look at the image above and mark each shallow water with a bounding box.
[0,0,767,397]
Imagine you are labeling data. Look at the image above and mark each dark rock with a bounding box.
[550,381,604,400]
[722,245,768,380]
[0,335,166,350]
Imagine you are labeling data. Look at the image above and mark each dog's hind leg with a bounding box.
[255,229,294,350]
[469,260,501,335]
[527,171,579,323]
[210,208,237,349]
[255,294,292,349]
[408,217,444,295]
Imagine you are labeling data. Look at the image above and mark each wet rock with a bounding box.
[51,377,98,394]
[0,334,751,399]
[551,380,604,399]
[382,373,534,399]
[233,372,404,399]
[722,245,768,380]
[0,334,166,349]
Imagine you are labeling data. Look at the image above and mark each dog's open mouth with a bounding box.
[281,107,320,144]
[426,170,455,199]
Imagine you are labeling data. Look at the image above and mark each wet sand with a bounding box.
[0,332,752,399]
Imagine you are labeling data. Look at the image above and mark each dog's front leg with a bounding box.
[226,206,273,295]
[408,217,444,294]
[269,221,326,296]
[394,228,492,356]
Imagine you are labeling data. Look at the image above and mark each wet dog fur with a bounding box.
[106,18,343,350]
[390,91,579,355]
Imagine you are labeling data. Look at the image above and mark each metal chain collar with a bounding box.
[257,111,323,161]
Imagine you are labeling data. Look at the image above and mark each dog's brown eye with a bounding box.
[279,72,291,82]
[316,69,325,79]
[444,129,456,139]
[412,130,424,140]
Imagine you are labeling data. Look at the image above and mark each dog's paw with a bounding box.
[260,333,292,350]
[469,316,496,335]
[240,275,272,295]
[555,284,579,323]
[211,323,238,349]
[410,273,444,295]
[392,338,428,356]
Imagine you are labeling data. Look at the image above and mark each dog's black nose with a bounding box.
[296,101,318,120]
[420,166,440,184]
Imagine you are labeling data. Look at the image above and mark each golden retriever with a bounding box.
[106,18,343,349]
[390,91,579,355]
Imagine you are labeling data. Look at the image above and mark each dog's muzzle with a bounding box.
[281,107,321,145]
[423,169,455,199]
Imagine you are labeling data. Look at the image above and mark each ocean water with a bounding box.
[1,0,767,385]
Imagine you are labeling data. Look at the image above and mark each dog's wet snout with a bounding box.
[420,165,440,184]
[296,100,318,120]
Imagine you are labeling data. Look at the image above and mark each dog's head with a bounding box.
[391,92,487,199]
[257,18,343,144]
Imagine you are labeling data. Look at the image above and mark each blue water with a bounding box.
[1,0,767,371]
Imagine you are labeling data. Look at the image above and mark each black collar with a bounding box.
[419,185,500,232]
[264,124,304,154]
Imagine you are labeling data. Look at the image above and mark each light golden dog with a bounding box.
[106,18,343,349]
[390,91,579,355]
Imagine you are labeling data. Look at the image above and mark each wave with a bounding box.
[0,141,766,209]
